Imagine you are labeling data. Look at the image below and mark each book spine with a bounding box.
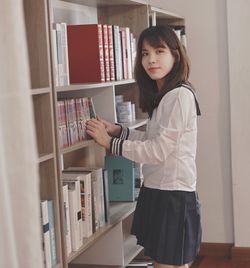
[107,25,115,81]
[113,25,123,80]
[60,22,70,86]
[62,185,72,256]
[97,24,106,82]
[47,200,57,267]
[55,23,64,86]
[41,200,52,268]
[102,24,110,82]
[120,28,128,80]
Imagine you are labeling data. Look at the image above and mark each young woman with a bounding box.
[86,25,202,268]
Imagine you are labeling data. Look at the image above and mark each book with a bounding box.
[107,25,115,81]
[67,24,105,83]
[120,27,133,79]
[102,169,110,223]
[57,100,69,148]
[62,171,93,238]
[65,99,79,145]
[65,167,107,230]
[102,24,110,82]
[112,25,123,80]
[62,184,72,256]
[40,200,52,268]
[88,97,97,119]
[105,156,135,202]
[47,200,57,267]
[63,179,82,251]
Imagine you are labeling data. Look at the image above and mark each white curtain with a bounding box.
[0,1,43,268]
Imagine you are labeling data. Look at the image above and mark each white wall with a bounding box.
[227,0,250,247]
[150,0,234,243]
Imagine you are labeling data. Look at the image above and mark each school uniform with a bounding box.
[110,84,202,266]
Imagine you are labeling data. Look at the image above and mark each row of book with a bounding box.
[53,22,137,86]
[40,200,57,268]
[115,95,136,123]
[57,97,96,149]
[62,166,108,255]
[40,157,143,265]
[61,157,143,256]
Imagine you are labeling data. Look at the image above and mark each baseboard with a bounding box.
[231,246,250,261]
[198,243,233,258]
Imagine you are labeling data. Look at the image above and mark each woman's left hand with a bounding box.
[86,118,112,149]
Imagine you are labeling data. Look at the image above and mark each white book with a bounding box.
[55,23,64,86]
[120,27,133,79]
[63,179,83,251]
[62,172,93,238]
[47,200,57,266]
[41,200,52,268]
[113,25,123,80]
[66,167,105,229]
[52,28,59,86]
[62,184,72,256]
[60,22,70,86]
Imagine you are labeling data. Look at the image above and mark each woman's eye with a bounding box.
[142,52,148,57]
[156,49,164,54]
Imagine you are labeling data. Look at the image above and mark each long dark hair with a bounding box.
[135,25,190,117]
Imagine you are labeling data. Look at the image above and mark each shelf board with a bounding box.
[124,235,143,265]
[61,0,147,7]
[67,201,137,263]
[149,6,184,20]
[38,153,55,163]
[30,87,51,95]
[56,79,135,92]
[121,118,148,129]
[60,140,95,154]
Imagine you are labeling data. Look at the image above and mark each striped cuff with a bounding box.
[115,124,129,140]
[110,137,124,155]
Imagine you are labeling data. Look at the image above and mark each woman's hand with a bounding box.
[97,116,121,137]
[86,118,112,149]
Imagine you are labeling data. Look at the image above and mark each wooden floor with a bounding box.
[191,256,250,268]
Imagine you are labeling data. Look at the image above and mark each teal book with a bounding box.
[105,156,135,202]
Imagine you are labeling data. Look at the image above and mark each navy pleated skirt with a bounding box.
[131,185,202,266]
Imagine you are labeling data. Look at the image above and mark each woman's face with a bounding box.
[141,39,175,90]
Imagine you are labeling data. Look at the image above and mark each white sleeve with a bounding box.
[116,126,146,141]
[128,129,146,141]
[110,88,196,164]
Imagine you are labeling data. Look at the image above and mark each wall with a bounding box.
[150,0,234,243]
[227,0,250,247]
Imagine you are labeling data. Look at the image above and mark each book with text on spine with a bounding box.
[67,24,105,83]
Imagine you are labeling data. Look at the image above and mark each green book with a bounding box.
[105,156,135,202]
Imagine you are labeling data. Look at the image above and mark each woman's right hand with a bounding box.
[96,116,121,137]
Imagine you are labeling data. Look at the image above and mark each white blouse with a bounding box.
[110,85,199,192]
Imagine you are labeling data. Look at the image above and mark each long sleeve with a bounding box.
[110,87,197,165]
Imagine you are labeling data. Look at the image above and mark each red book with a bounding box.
[102,24,110,82]
[67,24,105,83]
[107,25,115,81]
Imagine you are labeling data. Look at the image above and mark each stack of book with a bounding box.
[61,166,110,256]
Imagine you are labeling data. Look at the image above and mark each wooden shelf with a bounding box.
[67,202,137,263]
[60,140,95,155]
[60,0,147,8]
[121,118,148,129]
[38,152,55,163]
[56,79,135,92]
[31,87,51,95]
[149,6,184,20]
[124,235,143,265]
